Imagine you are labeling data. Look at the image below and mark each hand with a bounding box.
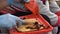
[24,19,38,24]
[25,19,38,25]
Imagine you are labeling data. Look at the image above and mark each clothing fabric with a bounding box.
[0,0,32,16]
[9,5,32,16]
[0,5,32,16]
[8,0,30,5]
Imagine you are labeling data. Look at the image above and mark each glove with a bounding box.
[0,13,25,29]
[55,16,60,26]
[49,0,60,13]
[49,0,60,26]
[35,0,58,26]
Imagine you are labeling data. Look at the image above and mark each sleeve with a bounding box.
[35,0,58,26]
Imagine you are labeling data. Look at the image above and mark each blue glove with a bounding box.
[0,13,25,29]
